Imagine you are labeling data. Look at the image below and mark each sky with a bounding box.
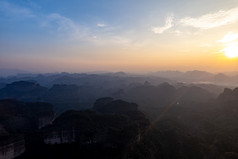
[1,0,238,73]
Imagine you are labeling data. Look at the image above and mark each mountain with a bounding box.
[123,82,176,108]
[210,73,231,85]
[45,84,80,102]
[93,97,138,114]
[0,81,48,102]
[127,119,205,159]
[0,69,30,77]
[0,99,55,159]
[1,77,237,159]
[154,70,213,81]
[21,98,150,159]
[176,86,215,103]
[122,82,215,108]
[154,70,184,79]
[218,87,238,108]
[153,70,238,86]
[0,99,55,131]
[183,70,213,81]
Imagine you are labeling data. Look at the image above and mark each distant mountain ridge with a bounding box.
[0,69,30,77]
[153,70,238,86]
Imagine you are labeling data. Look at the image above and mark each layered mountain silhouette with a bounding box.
[0,72,238,159]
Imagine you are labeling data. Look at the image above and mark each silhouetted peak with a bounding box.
[176,86,214,103]
[94,97,114,108]
[114,72,127,76]
[182,70,214,81]
[143,81,151,86]
[223,88,233,95]
[157,82,174,89]
[49,84,79,92]
[93,98,138,114]
[214,73,228,78]
[233,87,238,95]
[60,72,70,75]
[6,81,39,88]
[185,70,213,77]
[0,81,47,102]
[218,87,238,104]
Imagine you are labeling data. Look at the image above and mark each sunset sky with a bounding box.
[1,0,238,73]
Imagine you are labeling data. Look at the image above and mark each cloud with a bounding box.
[151,15,174,34]
[97,23,106,27]
[151,7,238,35]
[0,1,133,46]
[47,13,79,33]
[0,1,35,18]
[180,7,238,29]
[219,32,238,43]
[42,13,132,46]
[42,13,92,41]
[219,32,238,55]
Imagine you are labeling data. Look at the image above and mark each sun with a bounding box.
[223,45,238,58]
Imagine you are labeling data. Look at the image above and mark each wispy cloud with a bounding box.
[151,15,174,34]
[97,23,106,27]
[219,32,238,43]
[42,13,92,41]
[42,13,132,46]
[218,32,238,56]
[0,1,142,47]
[0,1,35,18]
[180,7,238,29]
[46,13,81,34]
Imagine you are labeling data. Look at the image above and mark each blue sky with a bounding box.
[1,0,238,72]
